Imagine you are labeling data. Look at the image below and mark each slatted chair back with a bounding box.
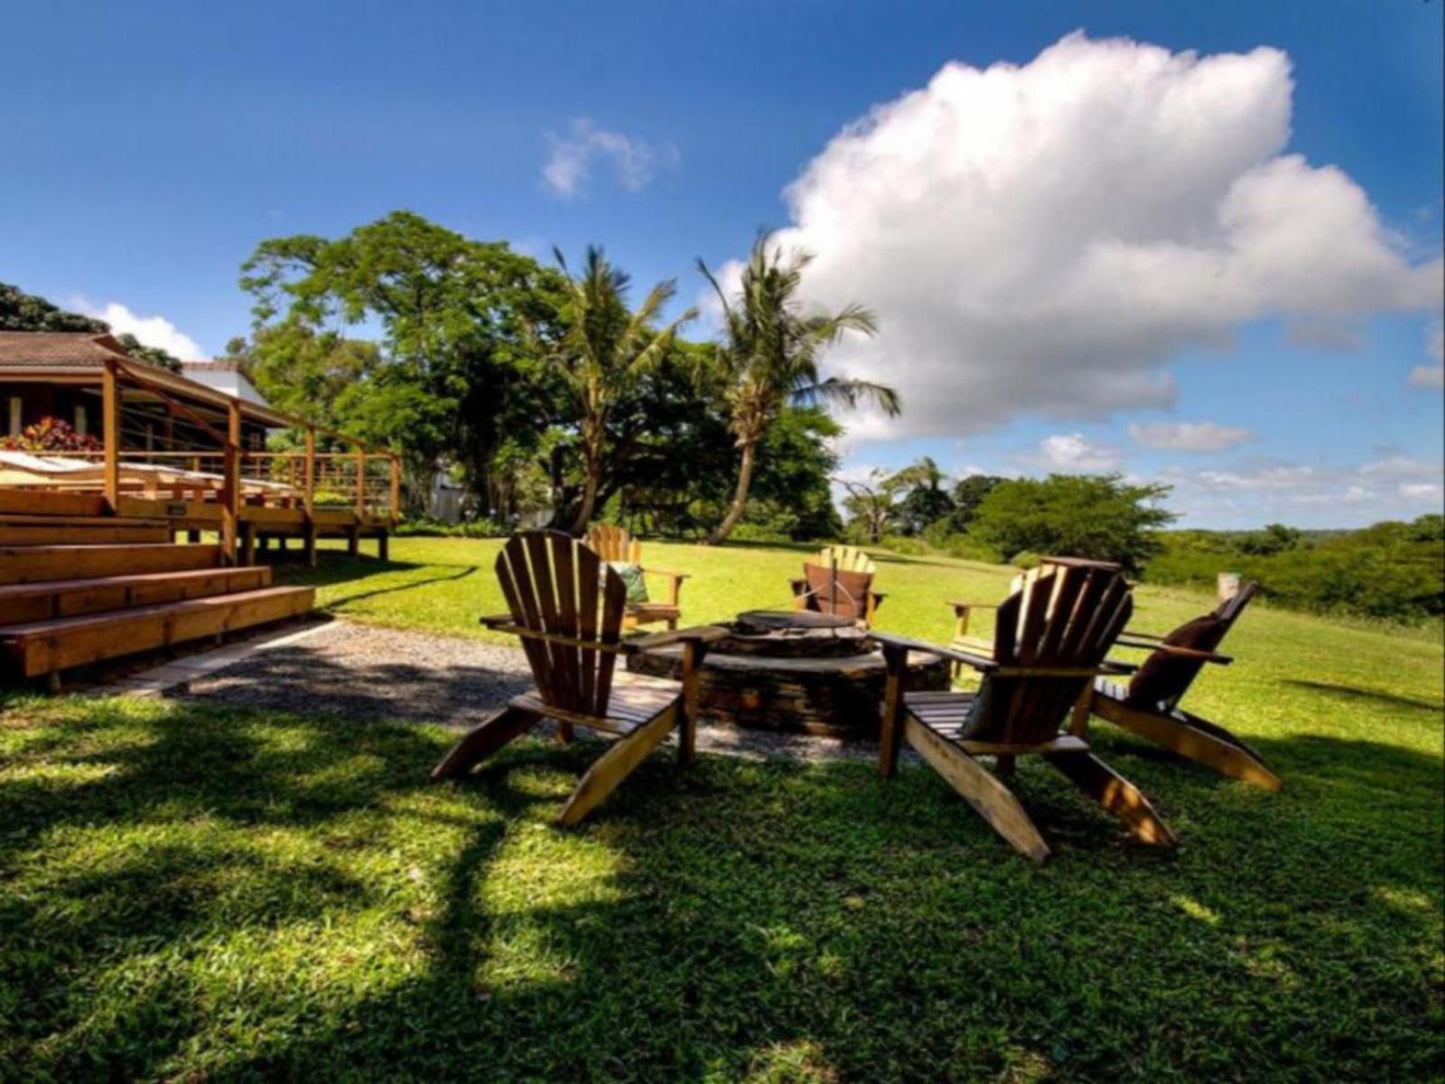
[968,559,1133,746]
[496,531,627,720]
[585,523,642,564]
[1126,580,1259,708]
[815,545,876,575]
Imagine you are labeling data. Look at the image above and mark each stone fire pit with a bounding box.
[627,610,949,739]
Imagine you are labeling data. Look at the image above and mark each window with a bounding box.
[7,396,20,437]
[73,404,88,437]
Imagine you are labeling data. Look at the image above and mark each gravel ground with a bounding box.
[177,620,879,765]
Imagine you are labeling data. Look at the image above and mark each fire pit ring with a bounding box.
[627,610,948,739]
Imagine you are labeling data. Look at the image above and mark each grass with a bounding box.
[1,536,1441,1081]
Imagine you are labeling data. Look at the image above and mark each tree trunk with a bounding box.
[571,454,602,535]
[706,440,758,545]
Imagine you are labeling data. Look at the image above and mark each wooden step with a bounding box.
[0,585,317,679]
[0,514,170,528]
[0,566,273,627]
[0,489,109,518]
[0,523,173,546]
[0,543,221,585]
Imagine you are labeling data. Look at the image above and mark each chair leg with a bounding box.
[1045,749,1176,847]
[904,717,1051,863]
[429,707,542,781]
[1094,697,1282,791]
[557,704,679,827]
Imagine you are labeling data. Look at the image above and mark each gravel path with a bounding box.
[178,620,878,765]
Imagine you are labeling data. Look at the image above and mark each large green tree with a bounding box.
[968,473,1175,571]
[889,456,953,535]
[240,212,566,515]
[697,236,899,545]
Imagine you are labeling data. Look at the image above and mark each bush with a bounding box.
[393,517,509,538]
[0,416,100,452]
[967,474,1174,572]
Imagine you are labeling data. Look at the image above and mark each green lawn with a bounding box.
[1,537,1441,1081]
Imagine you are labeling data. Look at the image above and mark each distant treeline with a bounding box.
[1142,517,1444,622]
[852,466,1443,624]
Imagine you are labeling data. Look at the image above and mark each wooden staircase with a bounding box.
[0,493,316,689]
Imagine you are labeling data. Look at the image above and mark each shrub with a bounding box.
[0,416,100,453]
[967,474,1174,572]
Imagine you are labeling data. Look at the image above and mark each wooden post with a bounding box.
[304,427,317,567]
[389,454,401,521]
[679,640,700,767]
[220,399,241,565]
[101,358,120,512]
[354,445,366,519]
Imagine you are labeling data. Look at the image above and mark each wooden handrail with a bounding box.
[94,355,403,528]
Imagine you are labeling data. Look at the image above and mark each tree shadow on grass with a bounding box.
[1281,678,1443,715]
[3,693,1442,1082]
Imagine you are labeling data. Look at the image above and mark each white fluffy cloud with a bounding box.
[1128,421,1254,452]
[76,299,204,359]
[758,33,1442,440]
[1167,454,1443,526]
[1035,433,1121,471]
[1410,323,1444,389]
[542,118,676,198]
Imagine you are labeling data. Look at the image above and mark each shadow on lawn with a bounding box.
[2,697,1442,1081]
[1281,678,1443,714]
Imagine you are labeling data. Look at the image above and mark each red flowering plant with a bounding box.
[0,416,102,453]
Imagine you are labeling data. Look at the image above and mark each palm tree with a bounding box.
[698,236,900,545]
[550,246,696,532]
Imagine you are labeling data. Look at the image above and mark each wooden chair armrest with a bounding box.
[479,612,515,630]
[869,591,887,601]
[1100,657,1140,674]
[946,600,999,611]
[622,625,729,653]
[991,662,1135,678]
[1115,637,1232,664]
[640,567,689,581]
[1119,629,1167,641]
[871,630,998,672]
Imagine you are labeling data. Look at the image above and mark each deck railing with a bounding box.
[81,357,402,563]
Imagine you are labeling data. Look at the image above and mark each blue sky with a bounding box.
[3,0,1441,528]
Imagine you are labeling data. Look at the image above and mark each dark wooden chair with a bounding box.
[431,531,725,825]
[790,545,886,624]
[584,523,688,631]
[875,558,1175,862]
[1082,581,1281,790]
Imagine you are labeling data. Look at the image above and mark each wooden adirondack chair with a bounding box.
[790,545,886,624]
[431,532,726,825]
[875,558,1174,862]
[584,523,688,631]
[1082,581,1281,790]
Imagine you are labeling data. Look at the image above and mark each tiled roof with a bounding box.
[180,359,240,372]
[0,331,135,369]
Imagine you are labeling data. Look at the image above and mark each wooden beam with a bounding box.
[354,445,366,518]
[220,399,241,565]
[389,455,400,521]
[102,358,120,512]
[303,428,316,517]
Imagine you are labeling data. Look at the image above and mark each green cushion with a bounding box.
[607,562,649,605]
